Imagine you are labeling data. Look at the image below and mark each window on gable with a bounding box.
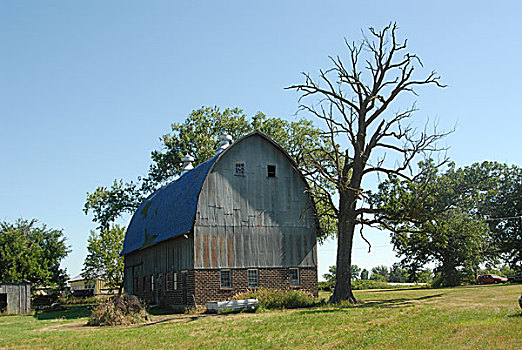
[235,162,245,176]
[267,165,276,178]
[289,268,299,286]
[220,270,232,288]
[248,269,259,288]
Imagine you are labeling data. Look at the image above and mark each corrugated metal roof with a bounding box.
[121,155,218,255]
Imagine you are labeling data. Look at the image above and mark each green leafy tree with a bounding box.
[351,265,361,280]
[84,106,335,240]
[82,225,126,293]
[389,263,409,283]
[360,269,369,280]
[323,265,361,288]
[0,219,69,288]
[322,265,337,290]
[416,269,433,284]
[288,23,448,302]
[374,161,490,286]
[480,162,522,272]
[371,265,390,282]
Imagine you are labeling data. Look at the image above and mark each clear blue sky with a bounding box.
[1,1,521,280]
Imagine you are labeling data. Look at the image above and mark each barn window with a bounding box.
[235,163,245,176]
[289,268,300,286]
[220,270,232,288]
[173,272,178,290]
[151,275,155,291]
[247,269,259,288]
[267,165,276,178]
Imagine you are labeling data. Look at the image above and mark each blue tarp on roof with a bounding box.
[121,155,218,255]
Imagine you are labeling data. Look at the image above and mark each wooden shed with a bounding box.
[122,131,318,307]
[0,283,31,314]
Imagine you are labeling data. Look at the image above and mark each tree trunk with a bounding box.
[329,152,365,304]
[441,260,459,287]
[329,214,357,303]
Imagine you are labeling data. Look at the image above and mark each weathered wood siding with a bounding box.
[123,234,194,294]
[194,135,317,269]
[0,283,31,314]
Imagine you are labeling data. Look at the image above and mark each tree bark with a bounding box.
[330,160,365,304]
[329,200,357,303]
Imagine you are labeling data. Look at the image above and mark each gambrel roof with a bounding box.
[121,131,309,256]
[121,155,218,255]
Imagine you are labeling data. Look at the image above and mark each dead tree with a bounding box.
[288,23,449,303]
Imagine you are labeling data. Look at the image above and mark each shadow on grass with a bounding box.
[365,287,433,293]
[356,293,443,308]
[34,305,93,320]
[296,293,444,314]
[508,312,522,318]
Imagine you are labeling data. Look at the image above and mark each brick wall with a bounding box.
[131,267,317,307]
[193,267,317,306]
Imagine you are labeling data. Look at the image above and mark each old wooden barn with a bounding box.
[0,282,31,314]
[122,131,318,307]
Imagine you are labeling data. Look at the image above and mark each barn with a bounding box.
[0,283,31,314]
[122,131,318,307]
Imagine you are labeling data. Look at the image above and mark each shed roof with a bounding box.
[121,154,218,255]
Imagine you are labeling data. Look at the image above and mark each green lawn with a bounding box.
[1,284,521,349]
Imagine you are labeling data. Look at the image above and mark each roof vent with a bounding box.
[216,135,232,155]
[181,154,194,175]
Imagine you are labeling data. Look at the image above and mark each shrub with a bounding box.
[318,281,333,291]
[32,293,59,307]
[351,280,390,290]
[232,288,319,310]
[87,295,150,326]
[59,295,100,305]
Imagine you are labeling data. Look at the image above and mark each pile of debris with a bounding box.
[87,294,150,326]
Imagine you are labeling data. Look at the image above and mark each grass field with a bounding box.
[1,284,521,349]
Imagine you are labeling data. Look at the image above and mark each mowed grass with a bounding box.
[1,284,521,349]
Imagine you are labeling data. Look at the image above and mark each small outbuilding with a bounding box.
[0,282,31,314]
[68,274,114,296]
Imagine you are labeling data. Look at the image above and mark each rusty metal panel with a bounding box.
[194,133,317,269]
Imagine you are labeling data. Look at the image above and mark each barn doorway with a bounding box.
[0,293,7,313]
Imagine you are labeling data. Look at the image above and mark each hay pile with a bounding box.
[87,295,150,326]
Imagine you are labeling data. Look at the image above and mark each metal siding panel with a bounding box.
[211,235,218,267]
[227,229,234,267]
[219,233,226,267]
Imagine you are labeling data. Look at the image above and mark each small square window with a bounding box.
[267,165,276,178]
[248,269,259,288]
[220,270,232,288]
[289,268,299,286]
[235,163,245,176]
